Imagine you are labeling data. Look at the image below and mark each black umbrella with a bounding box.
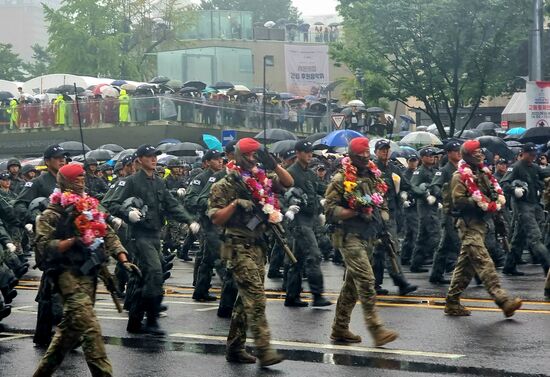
[112,149,136,161]
[183,81,206,91]
[476,122,499,131]
[519,127,550,144]
[366,107,385,113]
[341,106,366,116]
[86,149,115,161]
[305,132,328,142]
[476,136,515,161]
[166,142,205,157]
[179,87,199,94]
[56,85,85,94]
[254,128,297,143]
[149,76,170,84]
[212,81,234,90]
[270,140,297,154]
[99,144,125,153]
[59,141,91,155]
[455,129,483,139]
[298,23,310,31]
[0,91,14,100]
[309,102,327,113]
[399,114,416,124]
[157,143,177,152]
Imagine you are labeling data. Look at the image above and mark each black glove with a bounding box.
[256,148,278,171]
[123,262,143,279]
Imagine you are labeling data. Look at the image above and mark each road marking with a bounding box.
[195,307,219,312]
[0,332,33,342]
[169,333,465,360]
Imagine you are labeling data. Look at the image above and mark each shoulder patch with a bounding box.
[507,168,513,172]
[24,181,33,187]
[208,176,216,183]
[435,171,442,176]
[413,171,420,175]
[192,179,201,185]
[118,181,126,186]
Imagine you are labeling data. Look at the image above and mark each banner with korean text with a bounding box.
[284,44,329,97]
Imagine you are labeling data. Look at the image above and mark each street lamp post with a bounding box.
[263,55,274,147]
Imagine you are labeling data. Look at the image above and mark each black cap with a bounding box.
[282,149,297,160]
[0,172,10,180]
[374,139,391,151]
[121,155,134,166]
[521,142,537,153]
[496,158,508,165]
[406,153,419,161]
[203,149,223,161]
[419,147,437,157]
[295,140,314,153]
[44,144,69,159]
[444,140,462,152]
[136,144,161,157]
[225,140,237,154]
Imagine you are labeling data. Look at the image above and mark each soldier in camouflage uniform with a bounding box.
[32,163,141,377]
[208,138,292,367]
[324,137,398,347]
[445,140,522,317]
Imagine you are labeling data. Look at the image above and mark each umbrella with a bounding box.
[366,107,385,113]
[276,18,288,25]
[270,140,297,154]
[0,91,14,101]
[135,84,156,95]
[59,141,91,155]
[212,81,234,90]
[506,127,526,136]
[369,138,402,155]
[455,129,483,139]
[341,106,366,116]
[120,83,137,92]
[304,132,328,142]
[298,23,310,31]
[112,149,136,162]
[111,80,127,87]
[159,138,181,145]
[309,102,327,113]
[57,85,85,94]
[254,128,297,143]
[86,149,115,161]
[227,85,251,96]
[157,143,177,152]
[304,95,317,102]
[314,22,325,26]
[519,127,550,144]
[149,76,170,84]
[157,154,178,166]
[505,140,523,155]
[279,92,296,100]
[347,99,365,107]
[328,22,340,27]
[183,81,207,91]
[476,136,515,161]
[398,131,411,137]
[264,21,276,28]
[400,131,443,147]
[179,87,200,94]
[399,114,416,124]
[92,83,110,95]
[165,80,183,90]
[99,144,125,153]
[202,87,218,94]
[166,142,205,156]
[202,134,223,151]
[476,122,499,131]
[318,129,363,147]
[100,86,119,98]
[288,97,306,105]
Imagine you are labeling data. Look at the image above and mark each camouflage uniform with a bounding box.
[446,167,514,311]
[33,204,127,377]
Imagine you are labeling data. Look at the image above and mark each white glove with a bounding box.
[6,243,16,253]
[437,203,443,210]
[318,213,326,226]
[514,187,525,198]
[403,200,411,208]
[284,210,295,221]
[128,209,143,223]
[426,195,436,205]
[189,222,201,234]
[25,223,34,233]
[400,191,408,201]
[177,188,186,197]
[110,216,124,231]
[288,205,300,214]
[320,198,327,207]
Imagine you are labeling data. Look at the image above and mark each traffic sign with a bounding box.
[331,113,346,129]
[221,130,236,146]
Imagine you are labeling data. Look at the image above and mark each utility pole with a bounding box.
[529,0,543,81]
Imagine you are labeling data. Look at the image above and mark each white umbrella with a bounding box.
[227,84,251,96]
[399,131,443,146]
[264,21,276,28]
[347,99,365,107]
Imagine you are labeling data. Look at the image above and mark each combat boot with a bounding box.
[226,349,256,364]
[312,294,332,307]
[330,327,362,343]
[499,297,522,318]
[369,326,398,347]
[284,297,308,307]
[444,301,471,316]
[545,288,550,299]
[0,304,10,320]
[258,348,284,368]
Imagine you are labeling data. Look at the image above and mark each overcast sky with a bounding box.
[292,0,339,16]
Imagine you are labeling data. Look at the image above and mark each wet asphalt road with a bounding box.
[1,253,549,377]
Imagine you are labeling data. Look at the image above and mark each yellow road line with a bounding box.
[170,333,465,360]
[0,332,33,342]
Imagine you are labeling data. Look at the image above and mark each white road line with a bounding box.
[195,307,219,312]
[169,333,465,360]
[0,332,33,342]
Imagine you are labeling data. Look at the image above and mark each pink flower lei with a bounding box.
[341,157,388,215]
[226,161,283,223]
[457,160,506,213]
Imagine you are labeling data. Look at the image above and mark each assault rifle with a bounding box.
[494,212,511,254]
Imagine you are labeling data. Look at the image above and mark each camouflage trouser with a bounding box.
[162,220,186,252]
[447,219,509,306]
[226,240,271,352]
[33,272,112,377]
[331,231,382,331]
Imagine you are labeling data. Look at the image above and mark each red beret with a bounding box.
[349,137,370,154]
[462,140,480,154]
[59,163,85,181]
[238,138,261,154]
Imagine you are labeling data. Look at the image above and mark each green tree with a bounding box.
[332,0,530,138]
[22,44,52,77]
[199,0,300,23]
[0,43,25,81]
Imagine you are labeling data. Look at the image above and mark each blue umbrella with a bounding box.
[506,127,526,136]
[111,80,127,87]
[319,130,363,147]
[202,134,223,151]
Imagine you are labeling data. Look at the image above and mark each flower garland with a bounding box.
[457,160,506,212]
[49,189,108,250]
[226,161,283,223]
[341,157,388,215]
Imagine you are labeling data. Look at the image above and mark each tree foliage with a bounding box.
[332,0,531,137]
[43,0,197,80]
[0,43,26,81]
[199,0,300,23]
[22,44,53,78]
